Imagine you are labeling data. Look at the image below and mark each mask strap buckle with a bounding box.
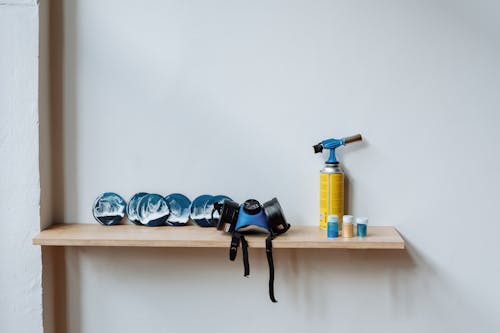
[229,232,250,277]
[229,233,240,261]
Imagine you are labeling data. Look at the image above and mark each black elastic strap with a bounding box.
[229,233,250,277]
[266,235,277,303]
[240,235,250,277]
[229,233,240,261]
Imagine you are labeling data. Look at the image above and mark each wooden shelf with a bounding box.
[33,224,404,249]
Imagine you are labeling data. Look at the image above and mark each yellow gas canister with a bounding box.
[319,164,344,230]
[313,134,362,231]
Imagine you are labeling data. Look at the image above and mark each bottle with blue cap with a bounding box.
[327,215,339,238]
[356,217,368,237]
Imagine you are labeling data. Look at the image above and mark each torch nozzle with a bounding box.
[313,143,323,154]
[344,134,362,144]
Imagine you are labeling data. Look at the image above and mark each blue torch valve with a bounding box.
[313,134,362,164]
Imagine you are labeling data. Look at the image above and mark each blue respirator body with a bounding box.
[235,207,268,231]
[234,200,271,233]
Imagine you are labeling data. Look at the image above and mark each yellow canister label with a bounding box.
[319,172,344,230]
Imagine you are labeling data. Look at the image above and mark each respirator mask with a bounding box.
[213,197,290,302]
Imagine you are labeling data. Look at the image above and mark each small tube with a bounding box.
[327,215,339,238]
[356,217,368,237]
[342,215,354,238]
[344,134,362,144]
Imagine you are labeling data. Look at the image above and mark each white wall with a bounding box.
[0,1,43,332]
[49,0,500,332]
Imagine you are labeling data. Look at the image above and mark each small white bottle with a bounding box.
[342,215,354,238]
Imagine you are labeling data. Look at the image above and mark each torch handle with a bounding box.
[344,134,362,144]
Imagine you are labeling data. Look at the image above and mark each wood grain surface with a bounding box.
[33,224,404,249]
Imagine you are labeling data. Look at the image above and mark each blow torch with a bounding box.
[313,134,362,230]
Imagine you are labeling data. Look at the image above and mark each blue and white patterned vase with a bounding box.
[93,192,127,226]
[137,193,170,227]
[126,192,149,225]
[164,193,191,226]
[190,194,213,227]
